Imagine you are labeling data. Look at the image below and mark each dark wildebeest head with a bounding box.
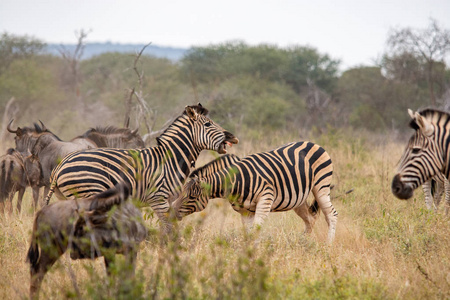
[73,126,145,149]
[7,119,52,153]
[26,182,147,299]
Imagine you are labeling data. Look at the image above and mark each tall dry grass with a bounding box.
[0,129,449,299]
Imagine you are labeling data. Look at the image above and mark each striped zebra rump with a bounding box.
[174,141,338,243]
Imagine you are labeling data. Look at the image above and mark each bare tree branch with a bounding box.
[0,97,19,150]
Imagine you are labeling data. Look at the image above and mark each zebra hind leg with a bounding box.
[293,201,319,235]
[313,188,338,244]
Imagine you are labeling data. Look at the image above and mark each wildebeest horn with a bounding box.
[7,119,17,133]
[124,117,130,129]
[39,120,47,131]
[131,128,139,135]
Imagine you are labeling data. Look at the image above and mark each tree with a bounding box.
[386,18,450,105]
[0,33,45,75]
[283,46,340,94]
[59,29,90,112]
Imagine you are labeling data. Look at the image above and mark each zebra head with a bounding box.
[392,109,446,200]
[185,104,239,154]
[173,175,209,220]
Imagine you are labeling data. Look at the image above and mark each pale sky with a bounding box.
[1,0,449,69]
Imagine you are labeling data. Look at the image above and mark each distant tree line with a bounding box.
[0,19,449,144]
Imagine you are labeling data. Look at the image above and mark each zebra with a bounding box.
[392,108,450,214]
[422,173,449,210]
[45,104,239,234]
[172,141,338,244]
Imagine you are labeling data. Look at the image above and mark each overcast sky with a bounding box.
[1,0,449,69]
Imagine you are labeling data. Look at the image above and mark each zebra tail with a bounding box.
[44,181,56,205]
[308,199,320,216]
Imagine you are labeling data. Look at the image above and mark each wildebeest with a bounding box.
[72,126,145,149]
[0,149,42,213]
[7,120,146,209]
[26,182,147,299]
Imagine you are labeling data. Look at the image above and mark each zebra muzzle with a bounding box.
[391,174,414,200]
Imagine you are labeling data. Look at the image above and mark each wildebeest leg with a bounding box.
[104,255,116,277]
[29,251,60,300]
[127,249,137,276]
[16,187,25,213]
[32,187,40,211]
[0,197,5,214]
[7,191,14,214]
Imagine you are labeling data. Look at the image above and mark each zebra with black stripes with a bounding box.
[172,141,338,243]
[392,108,450,214]
[45,104,239,234]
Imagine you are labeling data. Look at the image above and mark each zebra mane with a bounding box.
[156,104,209,146]
[409,108,450,130]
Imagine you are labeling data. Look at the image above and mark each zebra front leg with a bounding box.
[32,187,40,211]
[253,191,274,229]
[104,255,116,277]
[422,180,434,210]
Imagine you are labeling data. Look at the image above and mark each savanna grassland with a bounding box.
[0,129,449,300]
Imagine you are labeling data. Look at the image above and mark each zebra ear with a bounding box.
[408,109,415,119]
[414,112,434,136]
[185,106,198,121]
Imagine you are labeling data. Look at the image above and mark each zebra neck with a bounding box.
[156,135,201,179]
[205,170,234,199]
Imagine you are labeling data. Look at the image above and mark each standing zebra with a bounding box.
[392,108,450,214]
[173,141,338,244]
[45,104,239,234]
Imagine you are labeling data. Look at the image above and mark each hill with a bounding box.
[45,42,187,61]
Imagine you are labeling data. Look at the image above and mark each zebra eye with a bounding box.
[204,122,212,127]
[412,148,421,154]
